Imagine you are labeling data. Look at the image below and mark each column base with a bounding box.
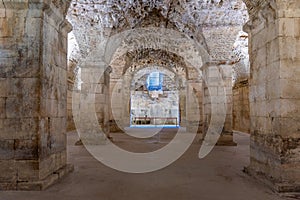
[199,139,237,146]
[216,140,237,146]
[244,166,300,193]
[217,132,237,146]
[109,120,124,133]
[200,132,237,146]
[0,164,74,191]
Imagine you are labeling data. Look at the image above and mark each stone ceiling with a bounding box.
[68,0,249,50]
[67,0,250,82]
[69,0,248,30]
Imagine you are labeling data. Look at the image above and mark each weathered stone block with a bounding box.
[251,46,267,72]
[0,18,13,37]
[279,18,296,37]
[21,78,39,98]
[251,27,269,50]
[45,99,58,117]
[14,139,38,160]
[15,160,39,182]
[0,160,16,182]
[0,98,5,118]
[0,140,14,160]
[5,97,20,118]
[39,152,66,180]
[279,37,299,60]
[279,117,300,138]
[280,79,300,99]
[22,98,39,117]
[0,78,8,97]
[280,59,300,80]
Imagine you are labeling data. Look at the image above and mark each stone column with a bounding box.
[75,62,111,143]
[186,79,202,134]
[109,77,124,132]
[244,1,300,192]
[94,66,112,137]
[121,73,132,128]
[67,78,76,131]
[0,1,73,190]
[179,89,186,127]
[201,62,236,146]
[109,71,130,132]
[232,79,250,133]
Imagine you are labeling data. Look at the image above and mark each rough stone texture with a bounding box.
[232,31,250,83]
[65,0,250,135]
[65,0,249,83]
[233,80,250,133]
[0,0,73,190]
[244,0,300,193]
[67,0,249,54]
[1,0,300,195]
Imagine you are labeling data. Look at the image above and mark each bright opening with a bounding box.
[130,71,180,128]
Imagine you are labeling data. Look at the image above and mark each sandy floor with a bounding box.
[0,129,289,200]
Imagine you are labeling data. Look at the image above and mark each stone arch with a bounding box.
[87,27,211,76]
[128,65,183,127]
[120,49,189,79]
[109,48,192,130]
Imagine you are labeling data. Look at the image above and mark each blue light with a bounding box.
[147,72,163,91]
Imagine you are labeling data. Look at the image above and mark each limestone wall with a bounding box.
[245,1,300,192]
[233,80,250,133]
[0,1,72,190]
[131,91,179,125]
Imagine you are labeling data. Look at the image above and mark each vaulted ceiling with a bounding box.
[68,0,248,38]
[67,0,250,83]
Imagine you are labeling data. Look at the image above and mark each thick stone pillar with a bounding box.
[186,79,202,133]
[0,1,73,190]
[109,78,124,132]
[179,89,186,127]
[244,1,300,192]
[233,79,250,133]
[201,62,236,146]
[67,78,76,131]
[98,67,112,136]
[121,73,132,128]
[76,63,112,141]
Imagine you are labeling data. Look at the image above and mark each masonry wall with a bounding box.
[246,1,300,192]
[67,80,75,131]
[131,91,179,125]
[233,81,250,133]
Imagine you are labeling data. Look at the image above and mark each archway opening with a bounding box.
[130,70,180,128]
